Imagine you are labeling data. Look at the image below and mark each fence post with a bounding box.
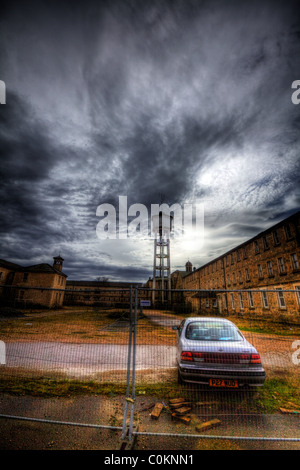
[128,287,138,441]
[121,285,133,440]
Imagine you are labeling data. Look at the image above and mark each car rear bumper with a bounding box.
[179,364,266,387]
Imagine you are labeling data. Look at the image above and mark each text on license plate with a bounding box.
[209,379,238,388]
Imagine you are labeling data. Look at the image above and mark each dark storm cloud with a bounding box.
[0,94,58,236]
[0,0,299,278]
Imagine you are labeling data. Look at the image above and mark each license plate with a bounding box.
[209,379,238,388]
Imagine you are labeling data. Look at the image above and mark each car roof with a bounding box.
[185,317,234,324]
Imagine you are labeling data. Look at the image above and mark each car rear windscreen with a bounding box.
[185,322,243,341]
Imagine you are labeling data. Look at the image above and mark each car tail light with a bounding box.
[181,352,261,364]
[239,354,250,364]
[250,354,261,364]
[181,351,205,362]
[181,351,261,365]
[181,352,194,362]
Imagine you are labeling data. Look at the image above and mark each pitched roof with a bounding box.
[172,270,190,279]
[25,263,67,276]
[0,259,67,276]
[0,259,22,270]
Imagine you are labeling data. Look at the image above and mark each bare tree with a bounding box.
[95,276,109,282]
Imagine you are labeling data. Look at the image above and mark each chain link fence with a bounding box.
[0,285,300,449]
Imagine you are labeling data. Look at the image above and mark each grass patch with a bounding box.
[254,377,300,413]
[227,317,300,337]
[0,308,176,344]
[189,311,300,336]
[0,377,127,397]
[0,376,299,415]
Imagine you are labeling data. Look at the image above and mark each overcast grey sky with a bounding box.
[0,0,299,281]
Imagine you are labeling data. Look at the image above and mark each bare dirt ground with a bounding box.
[1,394,300,450]
[1,307,299,380]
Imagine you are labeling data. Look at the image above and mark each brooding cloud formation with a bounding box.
[0,0,299,280]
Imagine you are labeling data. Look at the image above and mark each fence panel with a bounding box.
[127,287,300,448]
[0,285,300,449]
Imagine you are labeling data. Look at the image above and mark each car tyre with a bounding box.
[177,368,184,385]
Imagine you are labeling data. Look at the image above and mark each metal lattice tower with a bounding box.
[152,211,173,305]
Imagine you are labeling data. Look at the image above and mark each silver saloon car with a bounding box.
[174,317,265,388]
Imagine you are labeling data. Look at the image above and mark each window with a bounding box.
[273,230,280,245]
[232,272,236,284]
[248,291,254,308]
[23,273,29,282]
[291,253,299,270]
[278,257,286,274]
[276,288,286,308]
[236,250,241,262]
[243,247,248,259]
[19,290,25,300]
[185,321,242,341]
[239,293,244,309]
[206,299,209,308]
[231,293,235,309]
[267,261,273,276]
[284,224,292,240]
[224,294,228,309]
[245,268,250,281]
[212,298,217,308]
[263,236,269,250]
[239,271,243,283]
[231,253,234,265]
[296,286,300,306]
[254,240,260,254]
[258,264,264,278]
[262,291,269,308]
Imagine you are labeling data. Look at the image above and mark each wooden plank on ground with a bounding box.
[170,402,191,409]
[280,408,300,414]
[171,413,191,424]
[174,407,192,415]
[151,403,164,420]
[169,398,185,405]
[195,419,221,432]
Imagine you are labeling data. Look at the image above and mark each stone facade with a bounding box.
[181,211,300,320]
[0,256,67,308]
[64,280,142,307]
[1,212,299,317]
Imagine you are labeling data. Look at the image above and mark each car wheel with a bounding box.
[177,368,184,385]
